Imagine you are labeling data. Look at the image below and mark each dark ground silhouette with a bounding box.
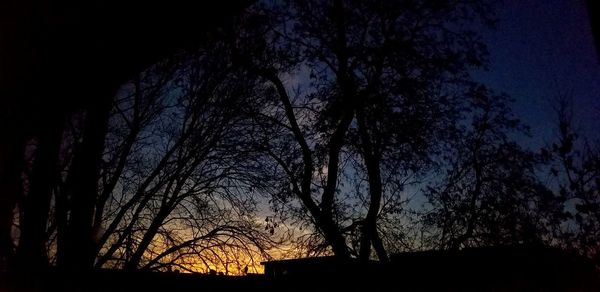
[1,245,597,291]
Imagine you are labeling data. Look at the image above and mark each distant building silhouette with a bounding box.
[261,256,382,279]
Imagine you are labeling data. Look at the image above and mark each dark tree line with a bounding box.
[544,96,600,261]
[0,0,255,273]
[1,0,599,275]
[422,88,565,250]
[420,90,599,264]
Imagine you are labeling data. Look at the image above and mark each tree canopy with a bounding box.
[1,0,598,275]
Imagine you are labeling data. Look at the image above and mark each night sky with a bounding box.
[474,0,600,148]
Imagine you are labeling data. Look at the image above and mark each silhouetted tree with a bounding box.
[339,0,493,260]
[546,95,600,263]
[422,88,565,250]
[0,0,253,273]
[79,45,278,272]
[232,0,496,260]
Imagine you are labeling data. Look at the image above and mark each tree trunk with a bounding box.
[261,71,351,258]
[17,117,64,271]
[61,94,112,270]
[356,107,388,262]
[0,133,25,271]
[318,214,351,258]
[124,206,171,270]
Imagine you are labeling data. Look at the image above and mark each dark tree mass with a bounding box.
[0,0,599,290]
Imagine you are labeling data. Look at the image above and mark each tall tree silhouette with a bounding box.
[232,0,496,259]
[423,88,564,250]
[546,95,600,263]
[1,0,254,272]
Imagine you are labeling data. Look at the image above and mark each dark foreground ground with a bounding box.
[1,246,598,291]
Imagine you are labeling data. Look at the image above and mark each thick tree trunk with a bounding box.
[317,214,351,258]
[0,0,32,272]
[0,134,25,271]
[17,117,64,271]
[60,94,112,270]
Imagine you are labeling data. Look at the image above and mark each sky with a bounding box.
[473,0,600,148]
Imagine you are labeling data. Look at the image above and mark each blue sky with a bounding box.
[473,0,600,148]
